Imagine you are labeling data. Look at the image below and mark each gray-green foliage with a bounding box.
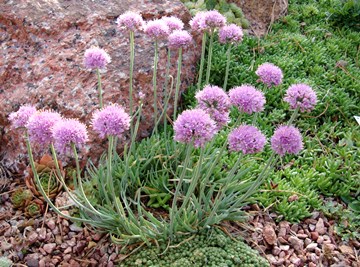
[119,228,269,267]
[0,257,12,267]
[183,0,360,225]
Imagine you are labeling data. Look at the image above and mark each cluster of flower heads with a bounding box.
[190,10,226,33]
[228,125,266,154]
[228,85,265,114]
[284,83,317,112]
[9,104,131,155]
[84,47,111,70]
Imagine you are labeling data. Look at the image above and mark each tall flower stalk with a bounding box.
[198,32,207,90]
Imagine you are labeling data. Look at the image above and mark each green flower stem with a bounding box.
[223,43,233,90]
[160,75,174,132]
[178,147,205,213]
[288,107,300,125]
[197,32,207,91]
[153,40,159,131]
[129,103,143,159]
[173,47,183,121]
[96,68,103,109]
[129,30,135,135]
[164,48,171,98]
[169,143,193,237]
[24,133,92,223]
[252,112,259,125]
[71,143,108,217]
[205,30,214,85]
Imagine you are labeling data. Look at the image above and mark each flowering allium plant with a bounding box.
[271,125,303,156]
[84,47,111,69]
[8,105,37,129]
[10,11,318,248]
[229,85,266,114]
[228,125,266,154]
[284,83,318,112]
[255,62,283,87]
[91,105,131,139]
[174,109,217,148]
[116,11,144,32]
[26,110,62,146]
[52,119,88,155]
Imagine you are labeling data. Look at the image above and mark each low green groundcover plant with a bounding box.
[120,228,269,267]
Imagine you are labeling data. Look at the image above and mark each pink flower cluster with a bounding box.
[228,125,266,154]
[284,83,317,112]
[8,105,37,129]
[195,85,230,130]
[174,109,217,148]
[190,10,226,33]
[84,47,111,69]
[271,125,303,156]
[116,11,144,32]
[219,24,243,44]
[229,85,266,114]
[144,19,170,40]
[162,16,184,32]
[255,63,283,87]
[168,30,193,49]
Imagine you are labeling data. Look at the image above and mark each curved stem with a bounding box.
[197,32,207,91]
[223,44,232,90]
[25,133,93,223]
[288,107,300,125]
[173,47,183,121]
[205,30,214,85]
[96,68,103,109]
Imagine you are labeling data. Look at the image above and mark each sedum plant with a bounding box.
[8,11,318,250]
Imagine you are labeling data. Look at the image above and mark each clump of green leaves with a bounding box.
[327,0,360,30]
[120,228,269,267]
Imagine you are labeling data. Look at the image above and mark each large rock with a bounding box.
[230,0,288,36]
[0,0,199,172]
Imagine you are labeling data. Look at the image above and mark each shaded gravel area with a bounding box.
[1,179,359,267]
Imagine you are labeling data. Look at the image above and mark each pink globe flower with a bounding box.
[9,105,37,129]
[271,125,303,156]
[26,110,62,146]
[284,83,317,112]
[195,85,231,130]
[52,119,88,155]
[228,125,266,154]
[162,16,184,33]
[229,85,266,114]
[203,10,226,31]
[174,109,217,148]
[84,47,111,69]
[91,104,131,139]
[190,12,206,33]
[168,30,193,49]
[255,62,283,87]
[144,19,170,40]
[116,11,144,32]
[219,24,243,44]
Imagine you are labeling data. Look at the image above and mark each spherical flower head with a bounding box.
[52,119,88,155]
[195,85,231,129]
[255,62,283,87]
[9,105,37,129]
[168,30,193,49]
[174,109,217,148]
[229,85,266,114]
[26,110,62,146]
[203,10,226,31]
[144,19,170,40]
[162,16,184,32]
[84,47,111,69]
[116,11,144,32]
[284,83,317,112]
[219,24,243,44]
[271,125,303,156]
[228,125,266,154]
[91,104,131,139]
[190,12,206,33]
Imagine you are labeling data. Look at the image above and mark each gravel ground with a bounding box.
[1,179,359,267]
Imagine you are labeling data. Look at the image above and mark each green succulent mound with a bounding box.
[120,228,269,267]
